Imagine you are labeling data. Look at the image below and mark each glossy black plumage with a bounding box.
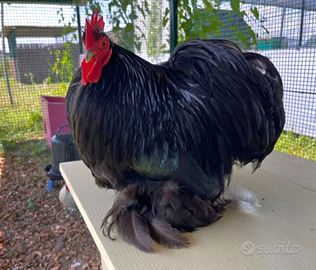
[66,38,285,251]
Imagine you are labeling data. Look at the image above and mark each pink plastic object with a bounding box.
[41,96,70,149]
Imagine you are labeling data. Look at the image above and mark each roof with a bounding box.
[3,25,78,38]
[243,0,316,12]
[0,0,88,5]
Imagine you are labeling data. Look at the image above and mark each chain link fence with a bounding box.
[0,0,315,165]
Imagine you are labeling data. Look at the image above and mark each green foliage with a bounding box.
[147,0,164,59]
[161,0,268,51]
[105,0,169,57]
[48,43,74,96]
[27,198,35,209]
[230,0,240,13]
[85,0,103,16]
[84,0,264,57]
[47,7,77,97]
[177,0,224,42]
[23,73,35,85]
[27,111,43,132]
[107,0,143,52]
[250,6,259,20]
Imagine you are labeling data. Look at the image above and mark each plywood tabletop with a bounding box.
[60,151,316,270]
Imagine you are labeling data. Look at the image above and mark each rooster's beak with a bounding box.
[85,50,95,63]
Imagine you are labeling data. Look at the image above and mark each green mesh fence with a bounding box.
[0,0,315,163]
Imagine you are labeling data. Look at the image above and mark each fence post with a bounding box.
[1,3,13,105]
[169,0,178,55]
[279,6,286,48]
[8,27,21,83]
[76,5,83,55]
[298,0,305,47]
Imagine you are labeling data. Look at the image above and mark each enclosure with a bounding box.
[0,0,315,269]
[1,0,316,160]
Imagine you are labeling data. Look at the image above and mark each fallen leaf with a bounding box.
[33,250,43,257]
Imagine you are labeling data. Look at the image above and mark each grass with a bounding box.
[0,139,50,168]
[0,77,62,142]
[0,76,315,162]
[275,131,316,162]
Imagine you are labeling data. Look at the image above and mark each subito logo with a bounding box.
[241,241,255,255]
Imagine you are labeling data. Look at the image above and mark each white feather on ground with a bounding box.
[59,185,78,210]
[222,186,261,214]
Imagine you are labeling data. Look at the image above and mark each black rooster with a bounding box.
[66,11,285,252]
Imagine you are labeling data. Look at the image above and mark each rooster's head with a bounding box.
[81,11,112,86]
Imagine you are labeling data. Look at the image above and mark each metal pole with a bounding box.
[1,3,13,105]
[169,0,178,55]
[298,0,305,47]
[131,2,134,53]
[76,5,83,54]
[11,27,20,83]
[279,6,286,48]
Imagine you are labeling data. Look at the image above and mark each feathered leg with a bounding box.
[101,180,226,252]
[101,184,155,252]
[151,181,225,232]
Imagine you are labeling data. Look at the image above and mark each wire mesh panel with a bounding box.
[0,0,315,164]
[241,2,316,139]
[240,0,316,161]
[0,3,79,142]
[177,0,315,161]
[0,0,170,165]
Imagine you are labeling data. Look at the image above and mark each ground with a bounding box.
[0,140,102,270]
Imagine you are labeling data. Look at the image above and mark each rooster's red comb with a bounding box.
[85,10,105,49]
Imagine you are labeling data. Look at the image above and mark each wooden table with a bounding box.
[60,151,316,270]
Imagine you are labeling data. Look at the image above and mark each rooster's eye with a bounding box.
[103,42,106,46]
